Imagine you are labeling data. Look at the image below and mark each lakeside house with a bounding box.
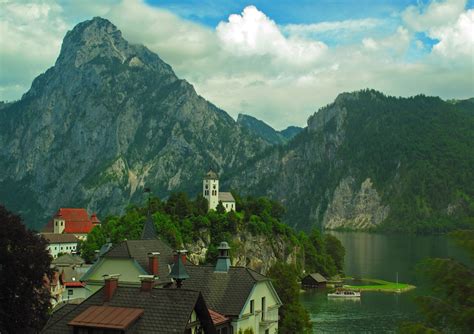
[175,242,282,334]
[203,170,236,212]
[301,273,328,289]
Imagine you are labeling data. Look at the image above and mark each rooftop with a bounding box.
[180,265,268,316]
[42,233,79,244]
[42,286,215,334]
[68,305,144,330]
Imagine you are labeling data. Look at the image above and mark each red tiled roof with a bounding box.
[65,282,85,288]
[208,309,230,325]
[68,306,144,330]
[42,208,100,234]
[90,213,100,224]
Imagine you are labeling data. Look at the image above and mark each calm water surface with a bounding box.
[300,231,472,333]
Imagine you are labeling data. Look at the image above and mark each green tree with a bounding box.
[400,229,474,333]
[267,262,312,334]
[216,201,226,214]
[324,234,345,273]
[0,205,53,332]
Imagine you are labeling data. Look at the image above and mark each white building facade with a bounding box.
[203,170,235,212]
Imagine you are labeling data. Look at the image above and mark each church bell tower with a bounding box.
[203,170,219,211]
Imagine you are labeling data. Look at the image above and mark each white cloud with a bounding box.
[431,9,474,59]
[284,18,382,35]
[216,6,327,66]
[0,1,69,99]
[0,0,472,129]
[403,0,467,31]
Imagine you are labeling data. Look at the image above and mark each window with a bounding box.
[68,289,73,296]
[250,299,254,314]
[213,184,216,189]
[205,184,208,189]
[261,297,266,320]
[265,330,269,334]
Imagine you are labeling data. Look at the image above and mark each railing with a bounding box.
[260,307,279,325]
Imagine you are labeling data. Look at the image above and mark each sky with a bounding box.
[0,0,473,129]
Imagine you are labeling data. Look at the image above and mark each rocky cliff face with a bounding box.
[323,177,389,229]
[185,231,300,274]
[230,90,474,231]
[0,17,269,229]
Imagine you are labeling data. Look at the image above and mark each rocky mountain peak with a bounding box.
[56,17,127,68]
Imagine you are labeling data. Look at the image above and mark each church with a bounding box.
[203,170,236,212]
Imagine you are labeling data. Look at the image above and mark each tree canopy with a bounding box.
[0,205,53,332]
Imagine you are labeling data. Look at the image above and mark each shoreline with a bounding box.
[339,277,416,293]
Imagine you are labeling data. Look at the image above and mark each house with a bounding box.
[43,233,80,258]
[175,242,282,334]
[301,273,328,289]
[42,208,100,241]
[52,254,92,304]
[203,170,236,212]
[44,270,66,308]
[41,275,217,334]
[80,216,175,296]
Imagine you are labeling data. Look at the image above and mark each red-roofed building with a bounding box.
[42,208,100,241]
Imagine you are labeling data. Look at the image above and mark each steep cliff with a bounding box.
[230,90,474,232]
[0,18,269,229]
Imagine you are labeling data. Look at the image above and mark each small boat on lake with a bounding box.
[328,289,361,298]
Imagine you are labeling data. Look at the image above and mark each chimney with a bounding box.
[173,249,187,265]
[139,275,156,292]
[214,242,231,273]
[148,252,160,276]
[169,250,190,288]
[103,274,120,302]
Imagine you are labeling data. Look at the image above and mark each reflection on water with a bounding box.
[300,232,472,333]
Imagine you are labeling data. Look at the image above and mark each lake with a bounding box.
[300,231,472,333]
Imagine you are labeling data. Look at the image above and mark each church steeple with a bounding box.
[203,170,219,211]
[141,187,157,240]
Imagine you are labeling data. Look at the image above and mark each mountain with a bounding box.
[237,113,303,145]
[280,126,303,140]
[0,17,269,229]
[229,90,474,232]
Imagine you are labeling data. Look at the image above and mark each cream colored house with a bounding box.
[181,242,282,334]
[43,233,79,258]
[203,170,236,212]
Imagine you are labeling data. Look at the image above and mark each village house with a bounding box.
[42,208,100,241]
[176,242,282,334]
[203,170,236,212]
[41,274,217,334]
[80,216,175,296]
[52,254,92,304]
[43,233,80,259]
[301,273,328,289]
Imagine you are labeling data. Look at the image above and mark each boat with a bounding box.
[327,289,361,298]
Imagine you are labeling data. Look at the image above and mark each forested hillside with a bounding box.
[229,90,474,232]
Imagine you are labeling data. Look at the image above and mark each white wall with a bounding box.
[47,242,78,258]
[232,281,280,334]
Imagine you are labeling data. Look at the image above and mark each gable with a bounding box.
[81,258,146,283]
[240,281,281,317]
